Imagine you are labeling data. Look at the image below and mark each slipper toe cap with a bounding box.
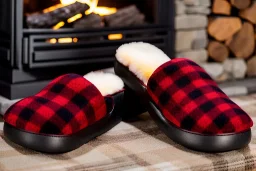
[4,74,107,136]
[147,58,253,135]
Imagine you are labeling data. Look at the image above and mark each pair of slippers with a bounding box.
[3,42,253,154]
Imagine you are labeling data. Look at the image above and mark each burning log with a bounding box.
[26,2,89,28]
[104,5,145,27]
[73,14,104,29]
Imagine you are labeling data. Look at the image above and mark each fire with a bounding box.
[51,0,116,30]
[49,0,120,44]
[60,0,116,16]
[60,0,94,5]
[56,0,117,26]
[53,21,65,30]
[67,13,83,23]
[92,7,117,16]
[60,0,80,5]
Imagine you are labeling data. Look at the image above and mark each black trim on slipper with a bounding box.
[3,92,124,154]
[114,61,252,152]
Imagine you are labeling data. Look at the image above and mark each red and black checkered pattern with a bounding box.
[4,74,107,135]
[147,58,253,135]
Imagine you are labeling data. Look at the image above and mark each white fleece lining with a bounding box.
[84,71,124,96]
[116,42,170,84]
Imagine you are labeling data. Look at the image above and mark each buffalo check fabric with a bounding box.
[1,95,256,171]
[3,74,107,135]
[147,58,253,135]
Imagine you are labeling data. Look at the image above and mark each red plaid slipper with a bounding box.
[115,42,253,152]
[3,72,124,153]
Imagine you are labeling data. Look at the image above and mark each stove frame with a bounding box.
[0,0,175,99]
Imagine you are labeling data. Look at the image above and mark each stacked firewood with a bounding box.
[208,0,256,77]
[26,3,145,29]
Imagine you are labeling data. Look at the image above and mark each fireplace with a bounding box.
[0,0,175,99]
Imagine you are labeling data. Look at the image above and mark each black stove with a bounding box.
[0,0,175,99]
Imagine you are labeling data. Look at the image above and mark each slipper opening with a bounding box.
[116,42,170,84]
[84,71,124,96]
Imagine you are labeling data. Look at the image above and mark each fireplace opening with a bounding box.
[24,0,156,30]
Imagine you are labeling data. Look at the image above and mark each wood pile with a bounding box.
[207,0,256,77]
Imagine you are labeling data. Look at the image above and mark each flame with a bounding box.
[93,7,117,16]
[60,0,78,5]
[60,0,116,16]
[60,0,99,13]
[84,0,99,15]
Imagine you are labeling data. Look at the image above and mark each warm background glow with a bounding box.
[60,0,116,16]
[60,0,92,5]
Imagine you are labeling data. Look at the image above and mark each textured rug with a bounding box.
[1,94,256,171]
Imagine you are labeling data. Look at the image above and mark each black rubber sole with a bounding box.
[114,61,252,152]
[121,86,147,120]
[3,91,124,154]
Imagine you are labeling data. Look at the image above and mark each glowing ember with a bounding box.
[43,4,64,13]
[59,38,73,43]
[67,13,83,23]
[53,21,65,30]
[73,38,78,42]
[48,38,78,44]
[49,38,57,44]
[108,34,123,40]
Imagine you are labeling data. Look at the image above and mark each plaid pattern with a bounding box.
[147,58,253,135]
[3,74,107,135]
[0,94,256,171]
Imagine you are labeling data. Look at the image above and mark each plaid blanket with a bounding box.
[1,95,256,171]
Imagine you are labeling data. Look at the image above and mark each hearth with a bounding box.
[0,0,175,99]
